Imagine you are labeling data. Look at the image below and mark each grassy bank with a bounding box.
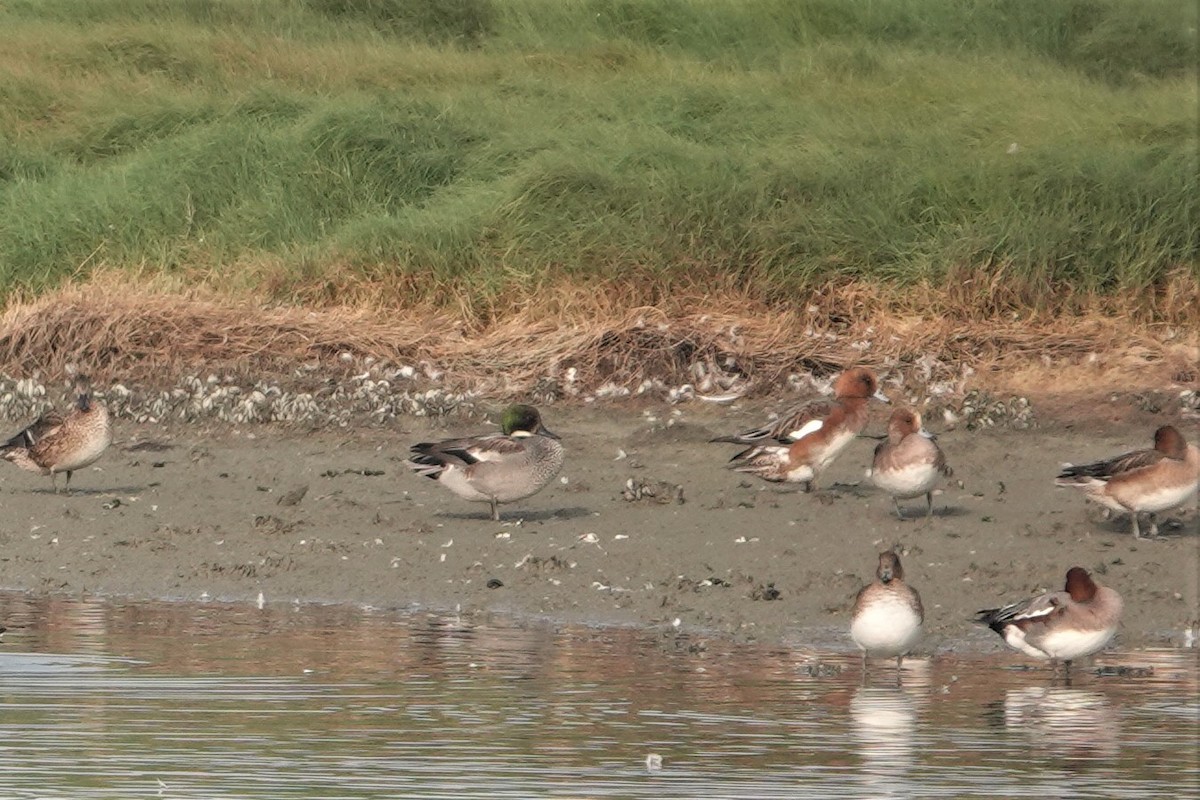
[0,0,1196,325]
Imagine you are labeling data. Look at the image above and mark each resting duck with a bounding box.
[975,566,1123,675]
[1,375,112,495]
[405,404,564,521]
[1056,425,1200,538]
[868,407,953,520]
[851,550,924,675]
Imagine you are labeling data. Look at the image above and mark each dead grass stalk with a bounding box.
[0,274,1195,399]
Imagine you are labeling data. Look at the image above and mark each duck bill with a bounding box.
[539,426,561,440]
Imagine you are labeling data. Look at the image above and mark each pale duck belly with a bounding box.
[1002,625,1056,660]
[872,462,939,499]
[471,460,556,503]
[51,425,112,473]
[783,462,816,484]
[1109,480,1197,514]
[1086,483,1132,514]
[851,596,922,657]
[1033,625,1116,661]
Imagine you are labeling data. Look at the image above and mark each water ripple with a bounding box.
[0,594,1192,799]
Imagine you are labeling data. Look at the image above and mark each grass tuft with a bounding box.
[0,0,1194,328]
[305,0,497,45]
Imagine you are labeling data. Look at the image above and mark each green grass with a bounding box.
[0,0,1195,313]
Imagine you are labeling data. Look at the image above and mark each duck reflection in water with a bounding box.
[1003,686,1120,761]
[851,686,918,799]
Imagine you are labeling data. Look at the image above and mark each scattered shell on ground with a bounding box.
[622,478,685,505]
[0,353,1038,431]
[942,390,1035,431]
[0,371,478,427]
[1178,389,1200,419]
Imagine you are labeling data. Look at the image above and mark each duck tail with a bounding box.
[1055,460,1109,483]
[709,421,783,445]
[0,429,32,454]
[404,452,446,480]
[972,605,1017,636]
[726,444,764,467]
[1054,463,1105,488]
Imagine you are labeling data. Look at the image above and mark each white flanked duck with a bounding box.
[975,566,1123,676]
[405,404,564,521]
[1056,425,1200,539]
[1,375,112,494]
[714,366,889,492]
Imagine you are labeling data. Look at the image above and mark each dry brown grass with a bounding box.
[0,272,1195,403]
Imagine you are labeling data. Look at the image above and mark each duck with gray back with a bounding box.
[716,366,890,492]
[1056,425,1200,538]
[405,404,564,521]
[975,566,1123,677]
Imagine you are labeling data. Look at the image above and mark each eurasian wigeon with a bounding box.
[1,375,112,495]
[1056,425,1200,539]
[715,366,889,490]
[868,407,953,520]
[975,566,1122,673]
[404,404,564,521]
[851,551,924,674]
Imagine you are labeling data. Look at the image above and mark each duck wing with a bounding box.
[710,398,835,445]
[2,410,66,452]
[974,590,1065,634]
[410,433,527,468]
[1056,446,1163,483]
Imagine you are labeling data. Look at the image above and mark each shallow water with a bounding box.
[0,594,1195,799]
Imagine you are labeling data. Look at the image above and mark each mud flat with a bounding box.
[0,401,1195,655]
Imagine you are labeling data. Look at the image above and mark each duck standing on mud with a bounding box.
[0,375,112,495]
[1055,425,1200,539]
[868,407,953,520]
[712,366,888,491]
[404,404,564,521]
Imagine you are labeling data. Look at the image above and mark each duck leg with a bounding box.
[925,492,935,520]
[65,470,73,496]
[1147,513,1159,538]
[892,497,905,520]
[489,497,500,522]
[1130,512,1142,540]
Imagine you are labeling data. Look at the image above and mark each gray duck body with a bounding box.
[405,405,564,520]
